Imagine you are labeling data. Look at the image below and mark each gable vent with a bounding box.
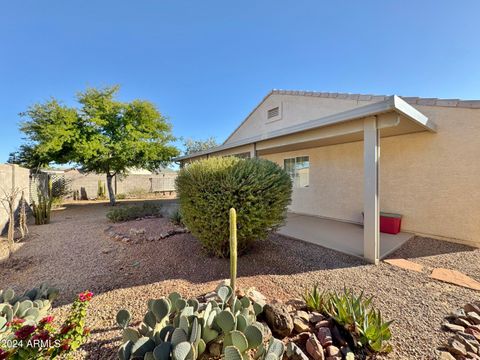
[267,106,280,119]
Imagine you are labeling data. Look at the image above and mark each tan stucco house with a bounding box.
[175,90,480,263]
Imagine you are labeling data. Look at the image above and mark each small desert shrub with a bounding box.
[304,286,393,353]
[176,157,292,257]
[170,209,184,226]
[116,193,127,200]
[106,202,160,222]
[126,187,149,199]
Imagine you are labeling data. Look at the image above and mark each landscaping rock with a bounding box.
[315,319,331,329]
[454,333,479,354]
[326,345,340,357]
[246,288,267,305]
[285,298,307,311]
[293,316,311,333]
[443,322,465,333]
[465,303,480,315]
[450,308,467,319]
[286,342,309,360]
[331,326,348,347]
[309,312,324,323]
[469,324,480,332]
[438,352,456,360]
[295,310,310,322]
[465,327,480,341]
[317,327,333,348]
[384,258,424,272]
[447,338,467,356]
[306,334,324,360]
[454,317,472,328]
[467,311,480,325]
[264,303,294,338]
[457,331,478,343]
[290,331,311,345]
[430,268,480,291]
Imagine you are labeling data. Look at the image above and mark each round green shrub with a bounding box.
[176,157,292,257]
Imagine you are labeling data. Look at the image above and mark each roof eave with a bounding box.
[174,95,436,162]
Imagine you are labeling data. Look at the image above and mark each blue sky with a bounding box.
[1,0,479,162]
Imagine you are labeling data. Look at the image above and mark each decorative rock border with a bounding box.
[439,302,480,359]
[261,299,358,360]
[104,224,188,244]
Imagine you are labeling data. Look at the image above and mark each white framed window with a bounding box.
[284,156,309,188]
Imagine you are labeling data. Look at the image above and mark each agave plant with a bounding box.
[304,286,393,354]
[302,284,331,314]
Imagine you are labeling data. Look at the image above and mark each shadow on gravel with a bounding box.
[387,236,476,259]
[1,201,476,307]
[82,336,120,360]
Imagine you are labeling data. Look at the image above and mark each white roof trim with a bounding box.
[175,95,436,161]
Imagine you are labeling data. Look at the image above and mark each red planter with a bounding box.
[379,212,402,234]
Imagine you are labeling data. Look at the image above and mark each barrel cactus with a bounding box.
[116,284,269,360]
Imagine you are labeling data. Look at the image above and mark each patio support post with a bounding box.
[252,142,257,158]
[363,116,380,264]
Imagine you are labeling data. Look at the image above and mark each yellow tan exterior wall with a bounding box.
[261,105,480,247]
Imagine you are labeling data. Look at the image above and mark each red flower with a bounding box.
[60,324,73,335]
[0,349,9,360]
[40,315,54,324]
[83,327,91,335]
[61,339,71,351]
[78,291,94,302]
[10,318,25,326]
[31,330,51,342]
[14,325,36,340]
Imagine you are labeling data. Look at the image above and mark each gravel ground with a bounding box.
[0,201,478,359]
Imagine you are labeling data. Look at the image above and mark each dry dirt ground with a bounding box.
[0,201,479,360]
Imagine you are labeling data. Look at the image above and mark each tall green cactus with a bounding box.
[229,208,237,296]
[32,179,53,225]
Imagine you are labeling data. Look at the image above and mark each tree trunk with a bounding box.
[106,173,116,206]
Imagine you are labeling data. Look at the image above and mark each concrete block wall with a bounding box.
[0,164,31,234]
[62,171,177,199]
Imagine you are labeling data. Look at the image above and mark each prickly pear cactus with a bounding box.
[116,284,268,360]
[0,283,59,328]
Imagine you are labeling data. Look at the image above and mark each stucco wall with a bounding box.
[261,105,480,247]
[225,94,381,145]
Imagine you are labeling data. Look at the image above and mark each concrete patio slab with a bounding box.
[278,213,413,259]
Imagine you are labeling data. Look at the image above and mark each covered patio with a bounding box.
[177,95,438,264]
[254,95,437,264]
[278,213,414,259]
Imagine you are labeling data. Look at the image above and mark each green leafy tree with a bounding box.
[8,144,49,169]
[183,136,218,155]
[15,86,179,205]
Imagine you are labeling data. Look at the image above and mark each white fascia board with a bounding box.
[392,95,437,132]
[174,96,436,161]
